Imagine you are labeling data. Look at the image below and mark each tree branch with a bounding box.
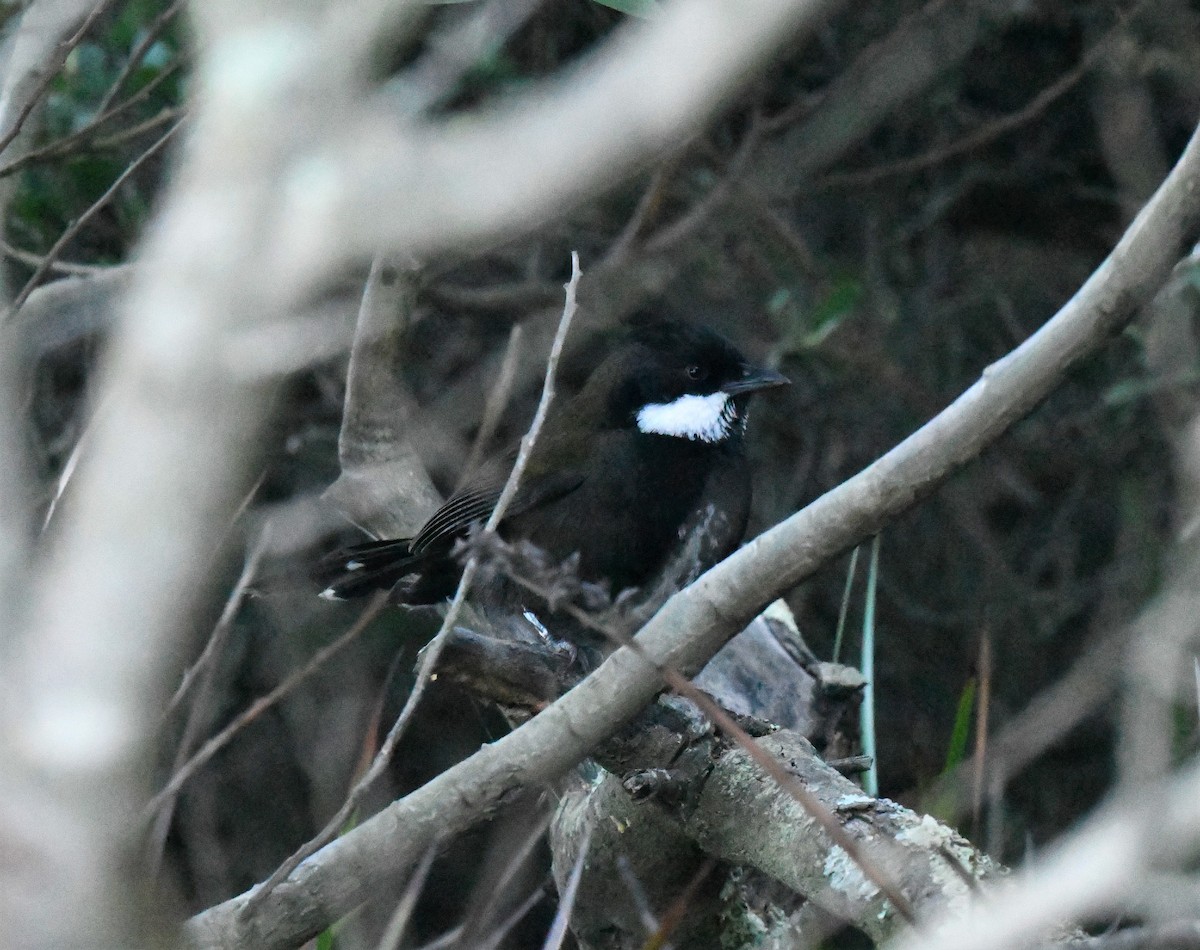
[186,99,1200,950]
[322,254,441,540]
[265,0,841,294]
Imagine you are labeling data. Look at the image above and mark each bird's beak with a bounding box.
[723,366,790,396]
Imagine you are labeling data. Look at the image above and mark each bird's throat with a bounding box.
[635,391,738,443]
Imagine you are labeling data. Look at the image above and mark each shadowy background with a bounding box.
[11,0,1200,944]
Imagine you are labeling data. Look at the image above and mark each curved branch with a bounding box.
[886,754,1200,950]
[322,254,441,539]
[187,115,1200,950]
[267,0,840,293]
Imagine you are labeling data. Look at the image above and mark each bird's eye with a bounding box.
[685,364,707,381]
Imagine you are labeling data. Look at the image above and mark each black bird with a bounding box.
[316,319,787,631]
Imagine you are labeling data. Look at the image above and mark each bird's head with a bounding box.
[584,319,789,444]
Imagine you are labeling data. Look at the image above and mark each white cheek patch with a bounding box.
[636,391,737,443]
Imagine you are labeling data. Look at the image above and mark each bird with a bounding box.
[315,318,788,643]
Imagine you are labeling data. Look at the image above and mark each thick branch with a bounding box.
[322,255,441,539]
[0,0,109,715]
[887,755,1200,950]
[267,0,840,294]
[186,111,1200,950]
[0,4,360,945]
[556,730,1000,949]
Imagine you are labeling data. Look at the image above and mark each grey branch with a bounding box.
[265,0,841,294]
[553,731,1001,950]
[322,254,442,539]
[187,100,1200,950]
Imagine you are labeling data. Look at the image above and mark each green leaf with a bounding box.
[831,545,860,665]
[800,277,861,348]
[859,534,881,797]
[943,676,977,772]
[768,275,863,355]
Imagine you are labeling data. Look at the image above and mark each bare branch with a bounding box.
[0,9,371,939]
[375,838,439,950]
[322,254,441,539]
[142,594,387,821]
[0,0,114,158]
[187,99,1200,950]
[753,0,1018,195]
[542,825,591,950]
[460,323,524,490]
[243,254,582,914]
[487,253,581,535]
[0,239,110,276]
[4,122,182,322]
[887,757,1200,950]
[94,0,183,116]
[266,0,840,293]
[0,0,112,716]
[145,533,270,872]
[5,265,134,353]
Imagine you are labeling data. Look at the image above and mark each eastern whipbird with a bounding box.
[315,319,788,644]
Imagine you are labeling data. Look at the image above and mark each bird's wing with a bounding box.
[410,463,585,554]
[410,485,503,552]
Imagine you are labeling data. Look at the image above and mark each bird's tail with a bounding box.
[314,538,427,601]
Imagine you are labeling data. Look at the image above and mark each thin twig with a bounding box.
[860,533,881,798]
[602,160,675,267]
[832,544,860,665]
[457,809,554,948]
[487,251,581,532]
[507,568,919,924]
[934,844,981,894]
[4,120,182,323]
[972,628,992,840]
[40,398,102,532]
[474,879,552,950]
[643,120,762,256]
[375,838,441,950]
[163,524,269,722]
[394,0,544,118]
[541,826,591,950]
[616,857,660,934]
[1194,655,1200,725]
[87,105,184,150]
[0,239,108,276]
[146,531,272,871]
[0,0,116,158]
[415,924,465,950]
[460,321,524,489]
[816,16,1126,190]
[425,279,561,314]
[349,647,410,785]
[0,67,184,179]
[141,591,388,820]
[736,183,825,281]
[241,253,583,917]
[641,858,716,950]
[94,0,183,115]
[15,62,181,169]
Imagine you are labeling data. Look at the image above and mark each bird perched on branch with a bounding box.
[315,319,787,641]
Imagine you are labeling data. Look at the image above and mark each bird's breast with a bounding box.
[508,434,749,594]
